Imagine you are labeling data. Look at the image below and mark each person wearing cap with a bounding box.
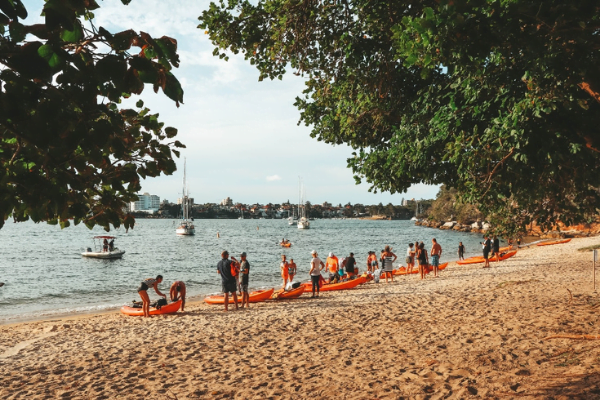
[288,258,297,284]
[238,252,250,308]
[325,252,340,284]
[216,250,238,311]
[309,250,325,298]
[169,281,186,312]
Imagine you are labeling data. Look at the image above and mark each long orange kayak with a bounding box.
[537,238,571,246]
[120,299,182,316]
[271,286,304,299]
[385,263,448,277]
[457,250,518,265]
[204,288,274,305]
[280,242,292,247]
[301,276,366,292]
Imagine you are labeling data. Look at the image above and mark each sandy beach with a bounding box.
[2,237,600,399]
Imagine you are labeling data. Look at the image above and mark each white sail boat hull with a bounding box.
[177,158,195,236]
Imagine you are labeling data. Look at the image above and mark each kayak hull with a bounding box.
[120,299,182,316]
[271,286,304,299]
[537,239,571,246]
[301,276,366,292]
[204,288,275,305]
[457,250,518,265]
[280,243,292,247]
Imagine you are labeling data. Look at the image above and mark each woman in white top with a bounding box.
[406,243,415,274]
[308,250,325,298]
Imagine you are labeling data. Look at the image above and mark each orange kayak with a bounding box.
[271,286,304,299]
[301,276,366,292]
[120,299,182,316]
[537,239,571,246]
[457,250,518,265]
[280,242,292,247]
[204,288,274,305]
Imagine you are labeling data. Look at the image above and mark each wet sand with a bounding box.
[1,237,600,399]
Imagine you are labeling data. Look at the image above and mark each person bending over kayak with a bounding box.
[309,250,325,298]
[217,250,239,312]
[345,252,357,278]
[326,252,340,284]
[170,281,186,312]
[137,275,166,318]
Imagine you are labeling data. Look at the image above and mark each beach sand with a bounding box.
[2,237,600,399]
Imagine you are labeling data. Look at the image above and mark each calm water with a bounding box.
[0,219,494,323]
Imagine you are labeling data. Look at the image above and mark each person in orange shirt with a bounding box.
[326,252,339,283]
[280,254,289,289]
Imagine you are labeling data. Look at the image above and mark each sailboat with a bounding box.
[176,159,195,236]
[297,178,310,229]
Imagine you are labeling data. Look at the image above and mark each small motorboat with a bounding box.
[81,236,125,259]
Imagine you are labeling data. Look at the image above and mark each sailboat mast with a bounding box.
[182,158,187,221]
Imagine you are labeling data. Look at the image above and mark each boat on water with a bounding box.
[81,236,125,259]
[176,158,195,236]
[297,177,310,229]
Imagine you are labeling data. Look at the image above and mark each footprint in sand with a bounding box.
[0,332,58,359]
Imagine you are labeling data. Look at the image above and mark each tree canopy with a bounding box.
[199,0,600,235]
[1,0,184,231]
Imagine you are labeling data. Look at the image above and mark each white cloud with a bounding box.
[266,175,282,182]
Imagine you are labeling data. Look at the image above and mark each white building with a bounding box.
[131,192,160,213]
[220,197,233,206]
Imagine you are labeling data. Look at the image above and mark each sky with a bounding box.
[24,0,439,205]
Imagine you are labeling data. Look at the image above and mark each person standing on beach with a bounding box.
[309,250,325,298]
[382,246,397,283]
[482,236,491,268]
[406,243,415,274]
[345,252,356,278]
[217,251,238,311]
[417,243,429,280]
[288,258,297,284]
[137,275,166,318]
[326,252,340,283]
[280,255,290,290]
[458,242,465,260]
[367,251,378,273]
[430,238,442,277]
[492,235,500,262]
[238,252,250,308]
[169,281,186,312]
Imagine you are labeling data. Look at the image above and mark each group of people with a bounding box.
[136,276,187,317]
[102,238,114,252]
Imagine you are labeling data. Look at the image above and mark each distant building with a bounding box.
[131,192,160,213]
[402,198,416,206]
[177,197,194,205]
[220,197,233,206]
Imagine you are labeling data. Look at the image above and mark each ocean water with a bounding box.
[0,219,494,323]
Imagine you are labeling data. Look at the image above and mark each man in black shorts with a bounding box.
[238,252,250,308]
[345,252,356,278]
[217,250,238,311]
[482,236,491,268]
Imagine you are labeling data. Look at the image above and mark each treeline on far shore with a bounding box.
[132,200,434,220]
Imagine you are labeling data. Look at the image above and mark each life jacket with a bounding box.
[230,260,239,277]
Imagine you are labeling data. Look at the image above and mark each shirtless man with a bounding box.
[170,281,186,312]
